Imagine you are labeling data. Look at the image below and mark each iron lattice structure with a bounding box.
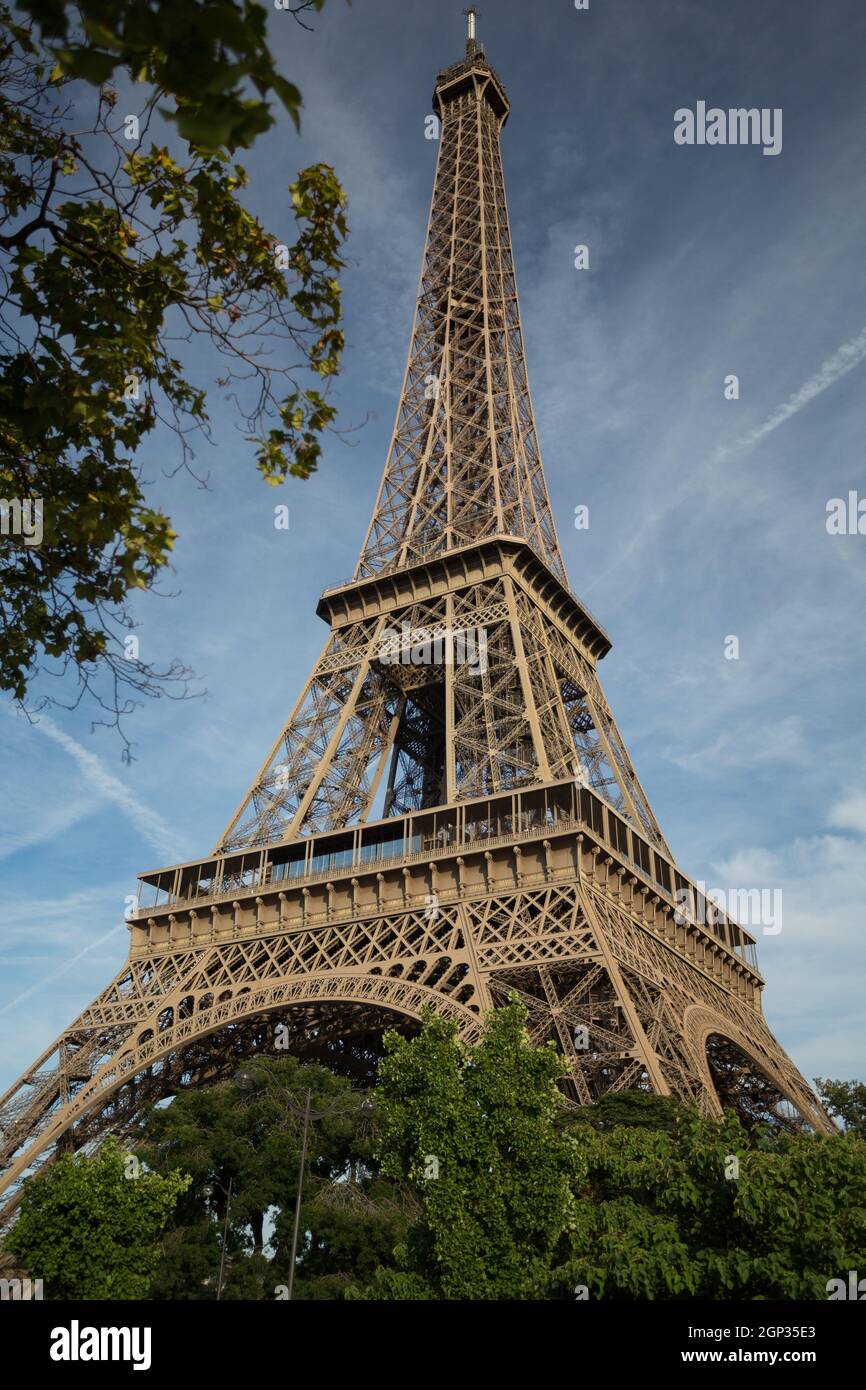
[0,29,832,1222]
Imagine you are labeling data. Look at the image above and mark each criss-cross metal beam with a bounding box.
[0,22,833,1224]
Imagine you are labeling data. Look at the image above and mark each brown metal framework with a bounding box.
[0,26,832,1223]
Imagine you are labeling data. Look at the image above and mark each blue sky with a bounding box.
[2,0,866,1094]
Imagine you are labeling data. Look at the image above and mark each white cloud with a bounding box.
[0,924,126,1017]
[668,715,807,774]
[707,829,866,1080]
[709,325,866,467]
[0,778,96,861]
[16,711,179,863]
[827,791,866,837]
[0,883,132,1084]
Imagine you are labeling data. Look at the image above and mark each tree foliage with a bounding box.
[8,1025,864,1301]
[15,0,319,153]
[815,1077,866,1138]
[136,1055,411,1300]
[354,1003,866,1301]
[0,1,347,739]
[353,1001,577,1300]
[570,1087,684,1135]
[2,1136,189,1299]
[553,1109,866,1300]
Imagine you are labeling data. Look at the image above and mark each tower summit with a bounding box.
[355,10,563,587]
[465,6,477,57]
[0,21,831,1221]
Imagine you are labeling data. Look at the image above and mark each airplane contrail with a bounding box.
[710,324,866,466]
[0,924,126,1015]
[8,708,178,863]
[584,324,866,596]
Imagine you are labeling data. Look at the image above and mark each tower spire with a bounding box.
[464,6,477,56]
[354,21,566,587]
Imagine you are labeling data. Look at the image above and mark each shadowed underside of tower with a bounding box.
[0,21,832,1224]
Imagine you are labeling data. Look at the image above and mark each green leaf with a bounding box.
[56,46,118,85]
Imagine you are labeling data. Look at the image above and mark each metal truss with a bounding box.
[354,48,565,583]
[215,565,671,852]
[0,26,833,1223]
[0,836,830,1220]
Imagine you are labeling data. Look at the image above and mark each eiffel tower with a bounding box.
[0,15,831,1221]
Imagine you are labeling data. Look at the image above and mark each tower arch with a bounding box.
[683,1005,827,1132]
[0,976,481,1218]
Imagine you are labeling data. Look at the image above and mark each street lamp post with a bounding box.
[287,1088,311,1302]
[233,1066,372,1301]
[216,1175,233,1301]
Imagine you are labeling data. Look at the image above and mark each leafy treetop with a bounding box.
[1,1,347,745]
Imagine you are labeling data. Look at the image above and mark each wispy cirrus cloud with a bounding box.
[5,709,179,863]
[709,324,866,468]
[581,324,866,600]
[0,923,126,1017]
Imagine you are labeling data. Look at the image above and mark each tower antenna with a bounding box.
[464,6,478,56]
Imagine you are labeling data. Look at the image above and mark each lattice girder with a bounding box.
[217,546,670,853]
[354,50,566,582]
[0,827,831,1220]
[0,29,834,1226]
